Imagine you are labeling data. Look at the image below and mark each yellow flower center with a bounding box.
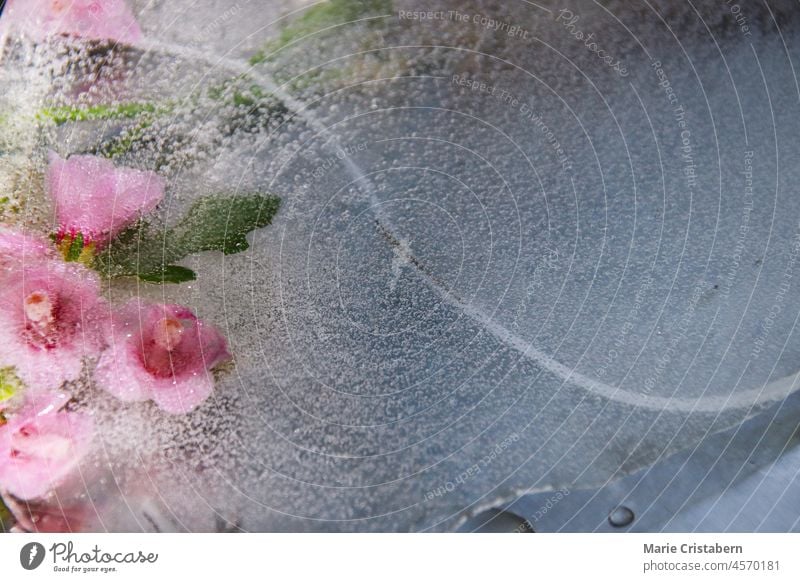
[50,0,68,14]
[153,318,184,352]
[24,291,54,325]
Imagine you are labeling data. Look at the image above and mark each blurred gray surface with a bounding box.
[468,388,800,532]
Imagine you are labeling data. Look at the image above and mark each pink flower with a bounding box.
[95,301,231,414]
[0,261,108,392]
[0,392,93,500]
[47,152,164,249]
[2,494,89,532]
[0,0,142,44]
[0,226,54,275]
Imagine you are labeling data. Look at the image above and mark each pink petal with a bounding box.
[1,0,143,45]
[150,374,214,415]
[96,301,231,414]
[0,261,108,392]
[0,343,87,393]
[22,390,73,416]
[0,226,54,275]
[47,152,164,247]
[3,495,89,532]
[94,343,153,402]
[0,408,93,500]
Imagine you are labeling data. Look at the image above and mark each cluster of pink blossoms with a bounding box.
[0,0,239,530]
[0,153,231,506]
[0,0,142,44]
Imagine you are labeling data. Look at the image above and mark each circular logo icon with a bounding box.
[20,542,46,570]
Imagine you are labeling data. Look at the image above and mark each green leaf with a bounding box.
[138,265,197,284]
[0,366,24,404]
[93,221,170,279]
[95,193,281,283]
[249,0,392,64]
[172,194,281,255]
[66,232,84,262]
[0,495,14,533]
[94,118,153,159]
[37,102,161,125]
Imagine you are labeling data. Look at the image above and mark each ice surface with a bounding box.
[2,0,800,531]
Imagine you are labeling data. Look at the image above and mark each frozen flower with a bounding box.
[0,226,54,275]
[0,0,142,45]
[0,261,108,392]
[95,301,231,414]
[2,493,89,532]
[0,367,26,412]
[47,152,164,252]
[0,392,93,500]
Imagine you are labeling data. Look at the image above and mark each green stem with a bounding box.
[37,102,168,125]
[0,495,14,532]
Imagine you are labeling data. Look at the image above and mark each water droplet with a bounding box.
[457,509,534,533]
[608,506,635,528]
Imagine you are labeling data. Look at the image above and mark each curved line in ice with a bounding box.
[142,41,800,414]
